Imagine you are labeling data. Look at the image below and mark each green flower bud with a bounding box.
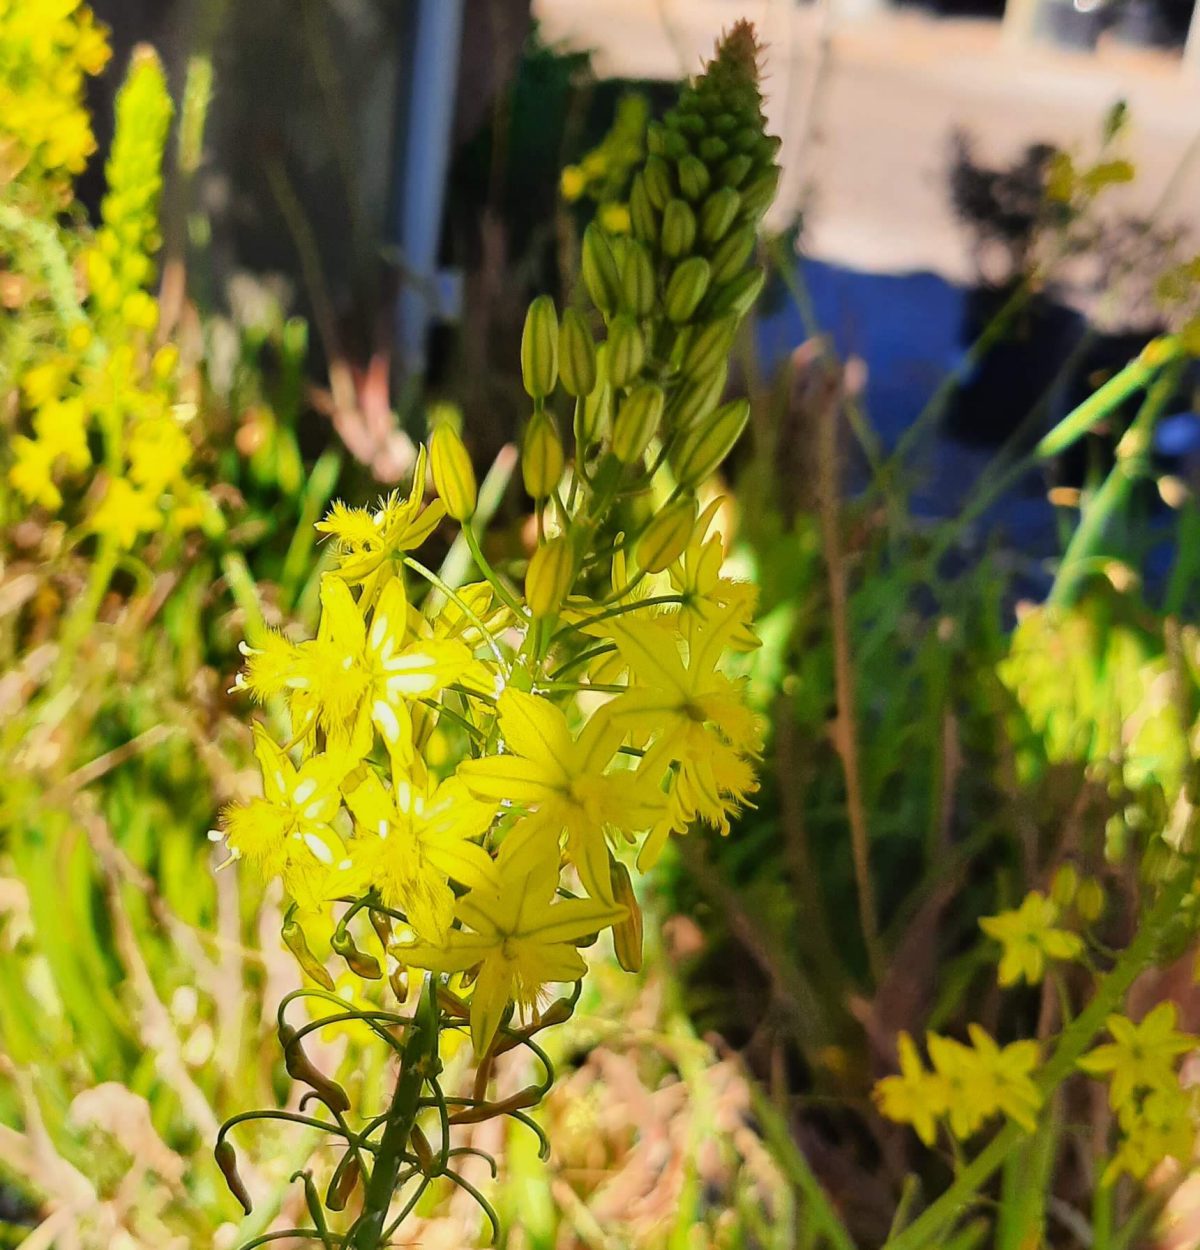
[665,256,712,323]
[677,153,711,201]
[629,172,658,243]
[430,423,477,522]
[697,135,729,163]
[612,382,665,463]
[710,224,757,283]
[707,267,766,318]
[558,307,597,397]
[582,224,621,315]
[643,154,675,209]
[730,125,760,154]
[661,128,690,161]
[667,361,728,432]
[636,495,696,572]
[607,315,646,386]
[700,186,742,244]
[739,167,781,220]
[646,120,667,155]
[576,345,613,449]
[620,242,656,318]
[661,198,697,258]
[526,535,574,618]
[521,294,559,399]
[1051,864,1079,908]
[719,153,754,189]
[681,315,738,378]
[522,410,565,500]
[611,858,644,974]
[1076,877,1105,923]
[670,396,750,486]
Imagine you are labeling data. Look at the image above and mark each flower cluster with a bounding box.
[874,1026,1042,1146]
[4,38,213,547]
[0,0,109,198]
[217,26,778,1243]
[1079,1004,1198,1183]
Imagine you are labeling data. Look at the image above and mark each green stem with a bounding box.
[462,525,525,617]
[1049,354,1185,608]
[349,976,438,1250]
[883,865,1193,1250]
[48,533,119,695]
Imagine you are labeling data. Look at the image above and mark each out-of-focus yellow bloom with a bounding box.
[1079,1004,1196,1111]
[979,891,1084,986]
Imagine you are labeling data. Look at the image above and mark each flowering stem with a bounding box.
[48,532,119,695]
[882,863,1194,1250]
[349,975,438,1250]
[462,525,525,617]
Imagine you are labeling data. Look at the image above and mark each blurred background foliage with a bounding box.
[5,2,1200,1248]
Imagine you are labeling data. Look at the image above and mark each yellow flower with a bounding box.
[398,856,625,1056]
[964,1024,1042,1132]
[607,607,762,845]
[1078,1003,1196,1111]
[458,688,664,905]
[927,1032,992,1140]
[90,477,163,548]
[239,576,479,766]
[218,728,350,911]
[315,448,445,583]
[342,765,497,944]
[9,436,64,509]
[873,1032,949,1146]
[1103,1084,1196,1185]
[979,891,1083,986]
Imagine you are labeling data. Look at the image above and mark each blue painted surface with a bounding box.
[755,258,1061,577]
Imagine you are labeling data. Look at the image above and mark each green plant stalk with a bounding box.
[1034,336,1182,460]
[1049,355,1185,608]
[349,976,437,1250]
[882,862,1194,1250]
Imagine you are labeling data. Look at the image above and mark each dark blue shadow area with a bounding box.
[755,258,1064,580]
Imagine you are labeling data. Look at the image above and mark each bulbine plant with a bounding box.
[214,24,781,1248]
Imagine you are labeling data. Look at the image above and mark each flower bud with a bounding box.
[607,315,646,387]
[582,224,621,315]
[710,224,757,283]
[1051,864,1079,909]
[629,172,658,244]
[667,361,728,432]
[719,153,754,189]
[665,256,712,323]
[558,307,597,397]
[1076,877,1106,923]
[576,347,613,449]
[707,267,765,318]
[670,396,749,486]
[661,198,697,258]
[520,295,559,399]
[681,315,738,378]
[430,423,477,522]
[279,1022,352,1112]
[700,186,742,244]
[698,135,729,163]
[620,242,656,318]
[636,495,695,572]
[522,410,565,500]
[526,535,574,618]
[611,858,644,974]
[612,382,665,463]
[739,166,781,220]
[677,153,711,201]
[643,154,675,209]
